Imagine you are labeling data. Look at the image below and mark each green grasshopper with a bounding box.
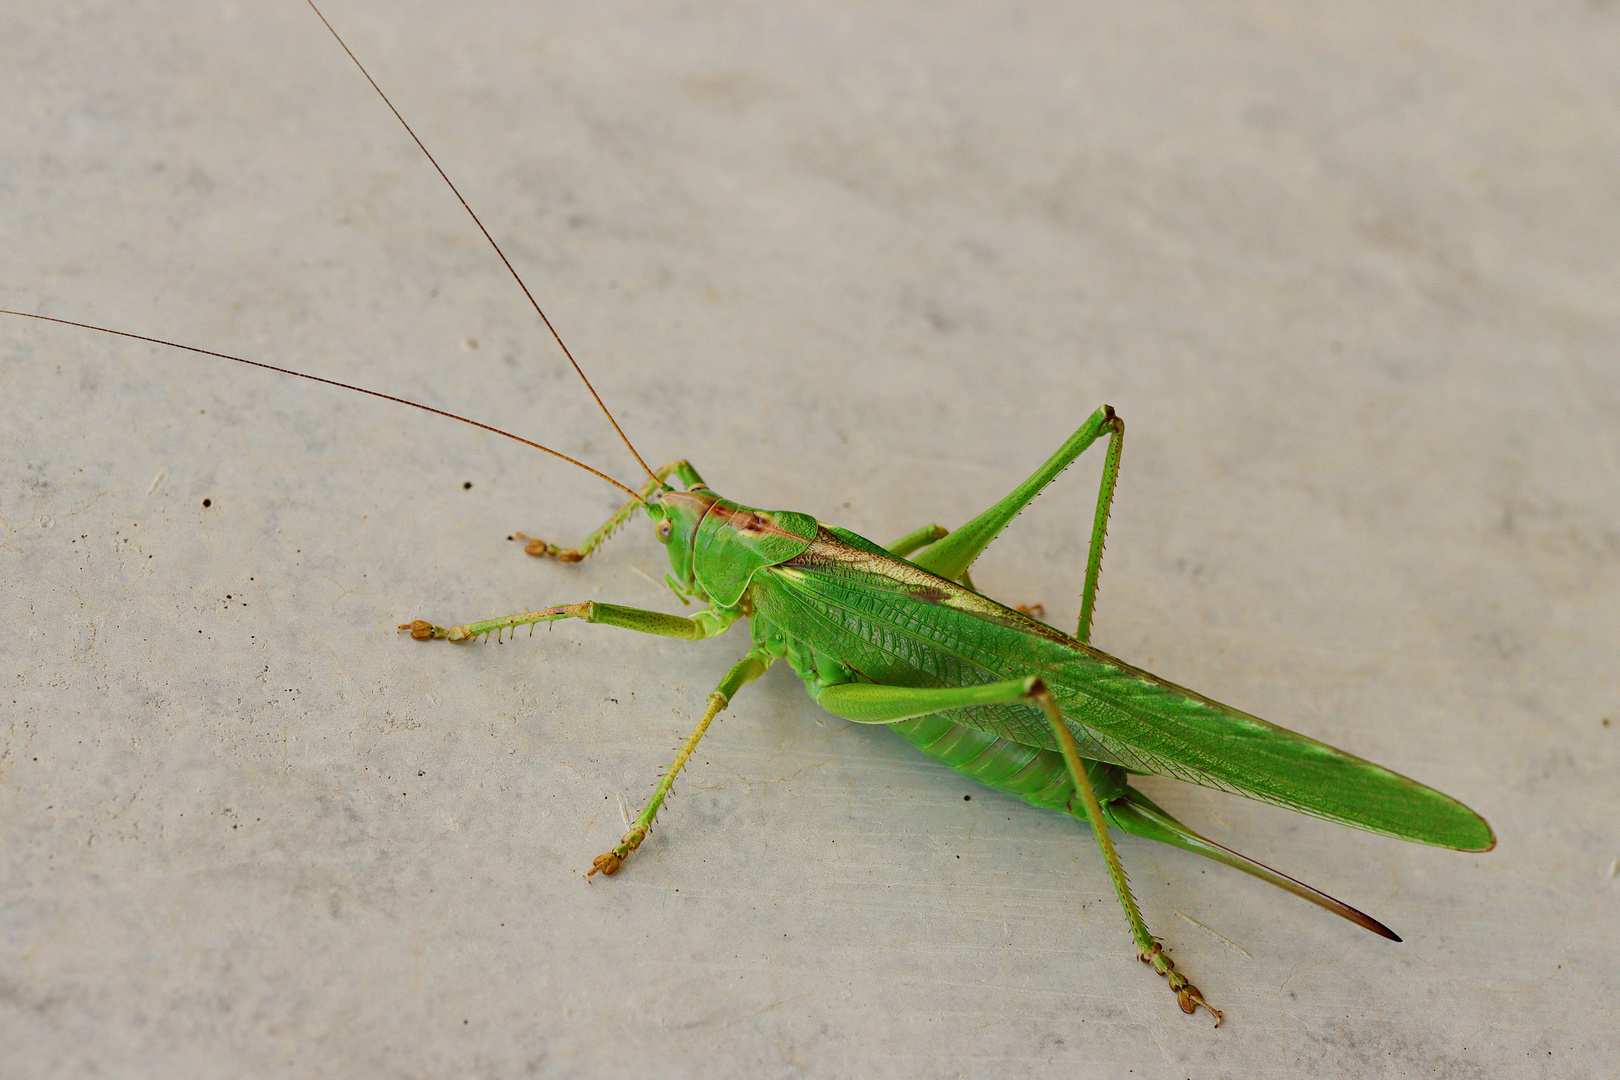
[9,0,1493,1028]
[398,408,1494,1027]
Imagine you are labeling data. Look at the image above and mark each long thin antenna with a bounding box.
[303,0,660,487]
[3,311,644,502]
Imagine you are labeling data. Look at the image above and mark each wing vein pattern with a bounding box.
[751,526,1490,850]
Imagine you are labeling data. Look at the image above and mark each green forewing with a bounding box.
[752,525,1494,852]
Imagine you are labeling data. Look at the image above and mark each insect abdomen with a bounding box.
[888,713,1078,813]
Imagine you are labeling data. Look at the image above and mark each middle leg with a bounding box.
[589,647,774,877]
[400,599,737,643]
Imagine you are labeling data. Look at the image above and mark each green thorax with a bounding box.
[653,489,817,609]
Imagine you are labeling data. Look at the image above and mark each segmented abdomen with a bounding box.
[888,713,1077,812]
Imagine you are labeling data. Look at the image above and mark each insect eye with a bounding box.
[655,518,674,543]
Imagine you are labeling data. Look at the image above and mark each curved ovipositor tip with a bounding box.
[1107,786,1402,942]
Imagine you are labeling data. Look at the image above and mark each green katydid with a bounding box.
[397,411,1494,1027]
[5,0,1494,1029]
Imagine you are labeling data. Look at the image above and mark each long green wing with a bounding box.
[752,525,1493,852]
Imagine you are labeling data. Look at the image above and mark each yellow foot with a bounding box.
[1014,603,1047,620]
[586,826,647,879]
[514,532,584,562]
[396,619,473,642]
[1140,942,1223,1027]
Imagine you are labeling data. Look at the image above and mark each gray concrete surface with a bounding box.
[4,1,1617,1076]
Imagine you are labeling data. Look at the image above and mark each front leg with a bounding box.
[399,600,737,643]
[517,459,707,561]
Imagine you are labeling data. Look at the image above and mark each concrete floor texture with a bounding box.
[4,1,1617,1077]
